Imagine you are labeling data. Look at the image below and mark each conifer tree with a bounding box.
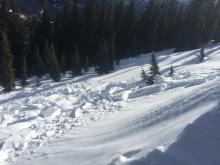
[21,55,28,87]
[169,65,174,77]
[150,52,160,76]
[33,46,44,79]
[141,68,154,86]
[84,56,89,72]
[71,45,81,77]
[99,0,114,42]
[183,0,215,49]
[141,52,160,86]
[83,0,103,64]
[12,20,29,79]
[198,44,205,62]
[0,32,15,92]
[174,3,187,51]
[60,52,66,75]
[213,0,220,42]
[49,43,61,82]
[62,0,74,69]
[71,0,81,45]
[43,39,51,73]
[109,32,116,71]
[156,0,179,49]
[43,40,61,82]
[41,0,53,44]
[124,0,138,57]
[114,1,125,60]
[54,12,64,64]
[138,0,161,52]
[200,0,216,44]
[0,0,11,33]
[96,40,110,75]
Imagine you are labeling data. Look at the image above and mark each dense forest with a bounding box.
[0,0,220,92]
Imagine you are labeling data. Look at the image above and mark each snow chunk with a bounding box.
[122,90,132,101]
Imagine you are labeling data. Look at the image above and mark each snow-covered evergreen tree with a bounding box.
[142,52,160,86]
[141,68,154,86]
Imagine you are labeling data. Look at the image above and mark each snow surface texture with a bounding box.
[1,44,220,165]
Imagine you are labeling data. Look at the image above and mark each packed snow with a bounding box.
[1,44,220,165]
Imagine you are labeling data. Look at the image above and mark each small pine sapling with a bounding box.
[169,65,174,77]
[141,68,154,86]
[198,45,205,62]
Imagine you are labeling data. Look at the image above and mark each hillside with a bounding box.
[0,43,220,165]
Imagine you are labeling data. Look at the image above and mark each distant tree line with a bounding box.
[1,0,220,91]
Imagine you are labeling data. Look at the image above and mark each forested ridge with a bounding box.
[0,0,220,92]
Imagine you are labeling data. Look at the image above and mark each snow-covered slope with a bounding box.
[140,106,220,165]
[1,44,220,165]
